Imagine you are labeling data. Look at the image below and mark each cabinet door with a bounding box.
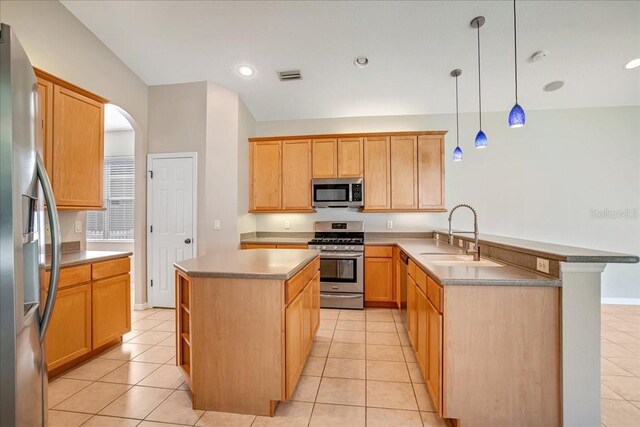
[92,274,131,348]
[251,141,282,211]
[53,85,104,208]
[311,272,320,334]
[363,137,391,210]
[37,78,53,173]
[407,276,417,348]
[418,135,444,209]
[364,257,394,302]
[45,284,92,371]
[285,291,305,399]
[312,138,337,178]
[427,299,443,414]
[282,139,312,210]
[416,288,428,376]
[337,137,363,177]
[391,135,418,209]
[303,283,313,357]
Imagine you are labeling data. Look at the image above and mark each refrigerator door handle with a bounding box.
[36,153,60,341]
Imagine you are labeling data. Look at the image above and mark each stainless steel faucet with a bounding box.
[448,204,480,261]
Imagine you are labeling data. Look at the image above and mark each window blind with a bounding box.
[87,156,134,240]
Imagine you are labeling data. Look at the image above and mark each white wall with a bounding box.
[1,0,149,306]
[104,130,135,156]
[237,99,257,234]
[254,107,640,300]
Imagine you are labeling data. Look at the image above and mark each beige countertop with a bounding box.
[46,250,132,270]
[174,248,319,280]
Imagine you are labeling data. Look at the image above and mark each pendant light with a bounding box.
[508,0,526,127]
[471,16,487,148]
[451,69,463,161]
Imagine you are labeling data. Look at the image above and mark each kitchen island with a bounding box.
[173,249,320,416]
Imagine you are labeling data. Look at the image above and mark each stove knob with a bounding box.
[333,246,338,250]
[321,246,326,250]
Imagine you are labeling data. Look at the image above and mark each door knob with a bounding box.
[185,238,192,244]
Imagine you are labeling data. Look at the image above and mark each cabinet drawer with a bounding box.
[365,245,393,258]
[285,257,320,305]
[427,276,443,313]
[415,267,427,295]
[92,257,130,280]
[45,264,91,290]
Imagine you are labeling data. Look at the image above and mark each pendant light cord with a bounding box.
[476,24,482,130]
[455,74,460,148]
[513,0,519,104]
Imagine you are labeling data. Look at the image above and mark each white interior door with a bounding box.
[148,155,196,308]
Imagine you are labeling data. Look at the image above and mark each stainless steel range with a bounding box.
[308,221,364,310]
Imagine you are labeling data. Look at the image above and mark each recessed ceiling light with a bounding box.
[625,58,640,69]
[237,65,255,77]
[543,81,564,92]
[530,51,548,63]
[354,56,369,68]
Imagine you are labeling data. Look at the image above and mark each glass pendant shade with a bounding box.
[475,130,487,148]
[453,146,463,161]
[509,103,525,128]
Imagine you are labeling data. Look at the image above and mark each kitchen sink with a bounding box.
[420,254,503,267]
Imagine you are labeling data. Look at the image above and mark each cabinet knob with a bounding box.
[185,238,192,244]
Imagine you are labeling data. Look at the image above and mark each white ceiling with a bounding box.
[62,0,640,121]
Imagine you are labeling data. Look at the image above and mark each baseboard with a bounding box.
[133,302,149,311]
[601,298,640,305]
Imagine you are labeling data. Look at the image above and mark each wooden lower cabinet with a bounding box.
[426,298,442,413]
[92,274,131,348]
[416,287,428,374]
[175,271,192,386]
[46,284,92,371]
[285,290,305,399]
[44,256,131,373]
[311,272,320,333]
[364,257,394,303]
[407,276,417,347]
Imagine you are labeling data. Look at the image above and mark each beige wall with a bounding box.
[237,99,257,235]
[105,130,135,156]
[1,0,149,307]
[254,107,640,301]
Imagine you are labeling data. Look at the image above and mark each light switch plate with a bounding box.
[214,220,221,230]
[386,221,393,230]
[536,257,550,274]
[435,233,440,241]
[284,221,290,229]
[458,239,464,248]
[75,220,82,233]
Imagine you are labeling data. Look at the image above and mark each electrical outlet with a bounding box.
[284,221,290,230]
[386,220,393,230]
[458,239,464,248]
[435,233,440,241]
[214,220,221,230]
[468,242,476,252]
[536,258,550,274]
[75,220,82,233]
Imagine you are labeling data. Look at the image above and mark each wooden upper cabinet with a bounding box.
[282,139,312,210]
[363,137,391,210]
[312,139,337,178]
[251,140,282,211]
[418,135,445,209]
[36,78,53,173]
[337,137,364,177]
[391,135,418,209]
[35,68,108,210]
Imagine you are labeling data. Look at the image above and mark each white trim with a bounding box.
[146,152,198,308]
[133,302,149,311]
[601,297,640,305]
[560,262,606,274]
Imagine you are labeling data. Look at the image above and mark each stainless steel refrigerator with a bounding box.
[0,23,61,426]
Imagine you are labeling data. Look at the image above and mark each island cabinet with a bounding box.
[250,139,313,212]
[43,256,131,375]
[405,259,561,427]
[35,68,108,210]
[174,255,320,416]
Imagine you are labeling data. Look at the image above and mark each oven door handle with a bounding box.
[320,252,363,258]
[320,293,363,299]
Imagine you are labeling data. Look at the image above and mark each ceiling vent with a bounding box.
[277,70,302,81]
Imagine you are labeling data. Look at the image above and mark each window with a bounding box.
[87,156,134,241]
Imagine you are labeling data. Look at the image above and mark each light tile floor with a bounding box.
[47,305,640,426]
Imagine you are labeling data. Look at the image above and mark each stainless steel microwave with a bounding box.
[312,178,364,208]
